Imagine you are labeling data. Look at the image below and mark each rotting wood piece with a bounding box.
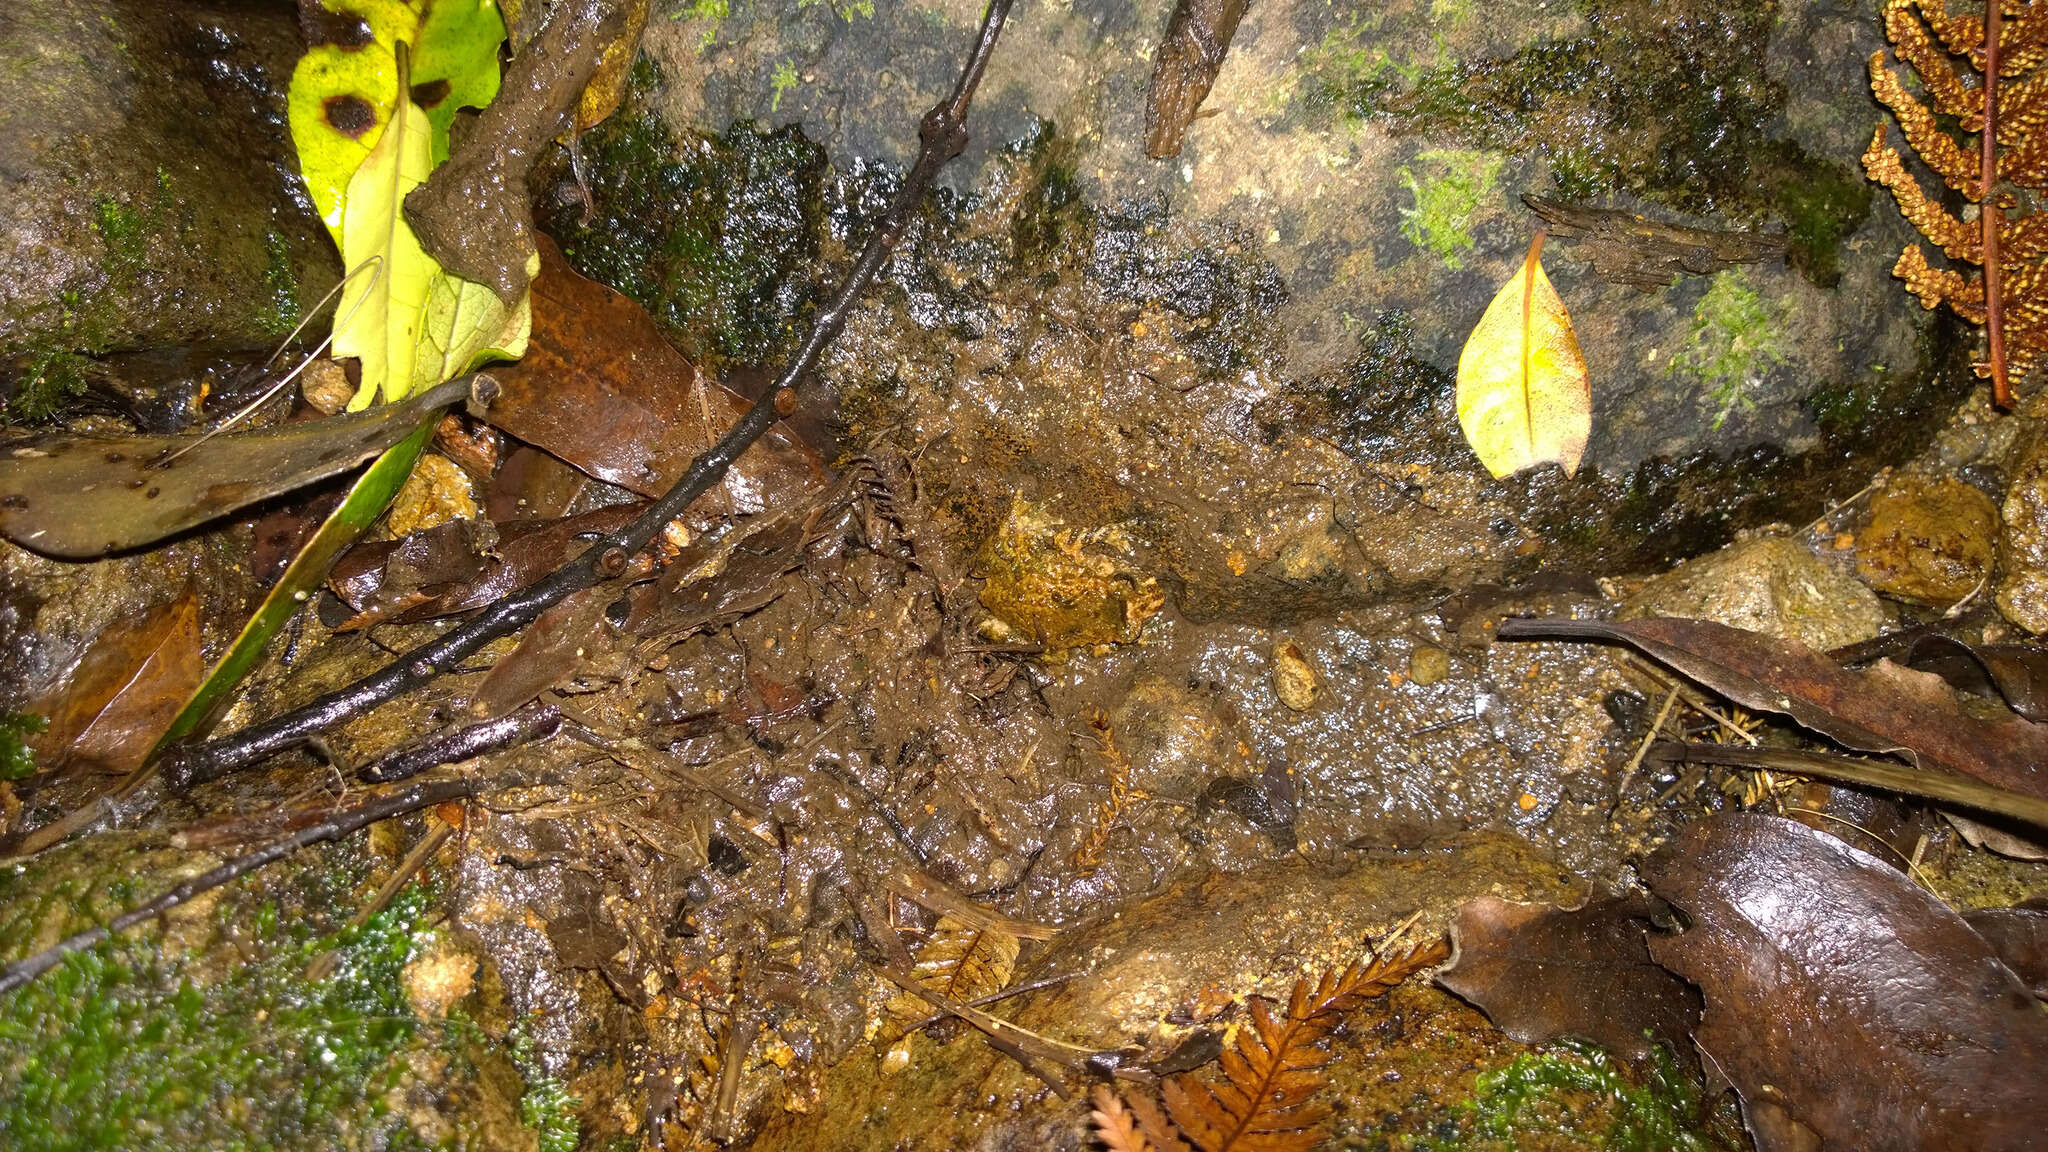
[1522,195,1786,289]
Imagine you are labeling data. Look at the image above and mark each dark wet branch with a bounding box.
[0,775,480,997]
[155,0,1018,793]
[359,700,563,783]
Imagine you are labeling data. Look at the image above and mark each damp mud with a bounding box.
[3,0,2045,1147]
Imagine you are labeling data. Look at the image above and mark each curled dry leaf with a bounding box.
[0,377,471,559]
[1455,230,1591,479]
[1497,616,2048,800]
[1437,893,1700,1076]
[1642,812,2048,1152]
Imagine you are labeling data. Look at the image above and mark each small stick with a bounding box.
[898,973,1077,1034]
[304,816,458,981]
[1647,740,2048,830]
[0,775,480,996]
[879,965,1093,1095]
[1615,684,1681,804]
[886,865,1059,940]
[1981,0,2010,408]
[154,0,1019,792]
[360,701,563,783]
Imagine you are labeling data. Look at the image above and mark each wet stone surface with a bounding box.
[0,0,339,423]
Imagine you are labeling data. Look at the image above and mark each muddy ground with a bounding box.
[2,0,2046,1148]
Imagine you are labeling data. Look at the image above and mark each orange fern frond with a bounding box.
[1156,939,1450,1152]
[1094,1085,1156,1152]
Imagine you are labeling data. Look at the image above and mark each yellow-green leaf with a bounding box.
[287,0,508,241]
[336,92,440,408]
[1455,231,1591,479]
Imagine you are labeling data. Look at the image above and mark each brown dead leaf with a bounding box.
[1963,903,2048,1000]
[1642,812,2048,1152]
[472,582,621,719]
[1497,616,2048,800]
[482,236,822,528]
[329,504,641,626]
[28,585,202,779]
[1437,893,1700,1076]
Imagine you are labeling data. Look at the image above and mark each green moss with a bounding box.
[0,877,430,1151]
[669,0,731,49]
[512,1032,581,1152]
[0,712,43,781]
[1761,148,1871,289]
[1667,268,1791,430]
[798,0,876,20]
[770,59,800,113]
[257,230,303,340]
[1398,148,1504,268]
[544,93,828,369]
[1304,0,1786,220]
[0,839,560,1150]
[1452,1040,1734,1151]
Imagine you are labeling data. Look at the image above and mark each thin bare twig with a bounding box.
[154,0,1019,792]
[0,775,483,996]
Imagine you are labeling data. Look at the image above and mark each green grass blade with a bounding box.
[153,419,435,753]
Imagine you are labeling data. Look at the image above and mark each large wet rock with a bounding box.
[0,0,339,420]
[543,0,1964,618]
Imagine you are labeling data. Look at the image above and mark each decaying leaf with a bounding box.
[481,237,822,525]
[329,503,638,626]
[1897,634,2048,723]
[0,376,471,559]
[1156,941,1450,1152]
[1498,616,2048,800]
[471,582,621,719]
[882,914,1020,1050]
[1642,813,2048,1152]
[895,914,1020,1010]
[27,585,202,780]
[1963,903,2048,1000]
[1143,0,1248,159]
[1437,893,1700,1076]
[1455,231,1591,479]
[156,422,442,751]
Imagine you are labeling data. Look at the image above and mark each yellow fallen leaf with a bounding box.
[1455,230,1591,478]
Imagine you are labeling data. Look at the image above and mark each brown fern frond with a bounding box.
[1073,707,1134,874]
[1094,1085,1156,1152]
[1125,1087,1197,1152]
[1869,0,2048,404]
[1158,939,1450,1152]
[881,913,1020,1042]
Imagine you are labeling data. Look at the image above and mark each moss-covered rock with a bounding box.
[0,0,339,425]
